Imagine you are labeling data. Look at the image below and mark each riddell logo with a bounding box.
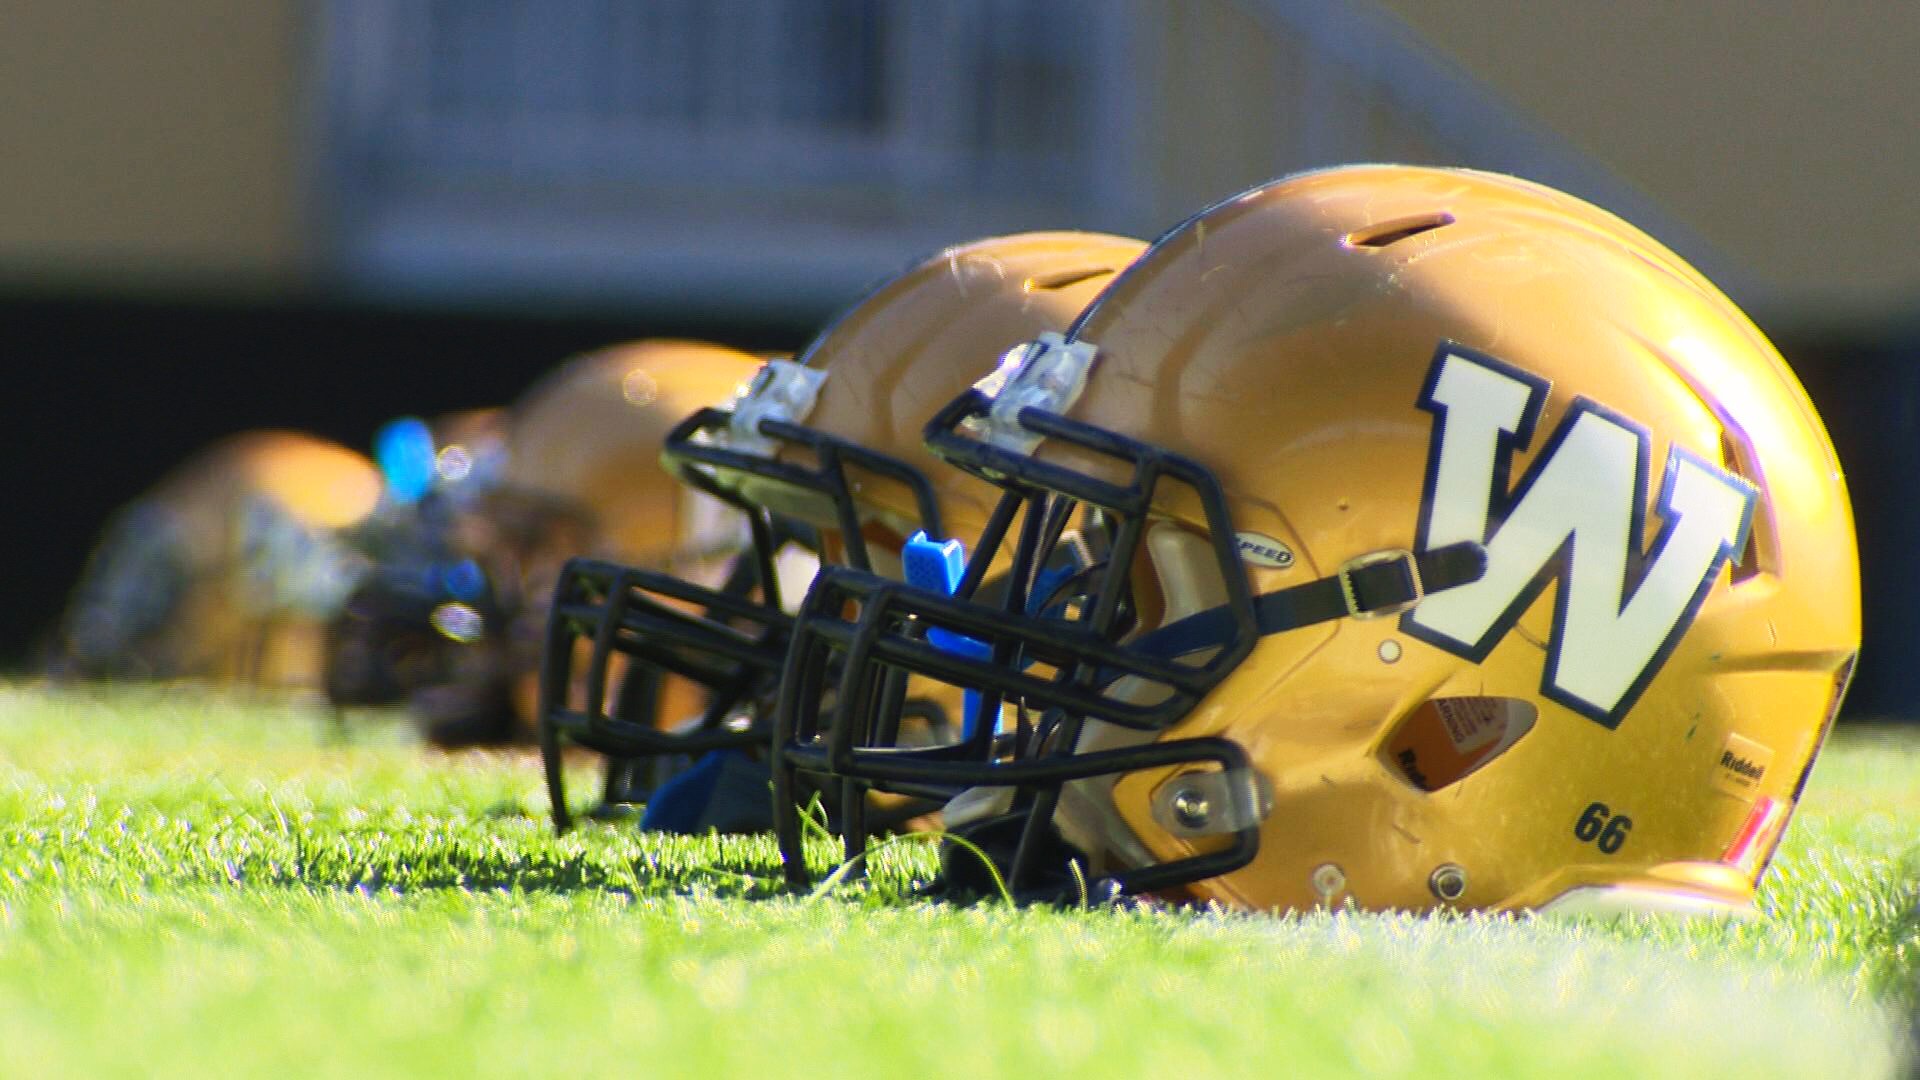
[1713,734,1774,795]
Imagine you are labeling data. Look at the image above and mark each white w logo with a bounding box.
[1403,344,1756,727]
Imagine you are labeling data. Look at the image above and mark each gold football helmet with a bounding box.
[773,166,1859,916]
[504,342,764,569]
[540,232,1146,831]
[56,429,382,690]
[465,341,770,763]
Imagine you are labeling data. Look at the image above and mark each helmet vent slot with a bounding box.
[1027,267,1118,291]
[1718,430,1773,582]
[1347,213,1456,249]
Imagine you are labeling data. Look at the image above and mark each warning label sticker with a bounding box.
[1433,697,1507,754]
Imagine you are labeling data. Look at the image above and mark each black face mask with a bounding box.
[768,382,1489,903]
[535,393,949,832]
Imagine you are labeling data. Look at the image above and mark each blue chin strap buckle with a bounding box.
[901,531,997,739]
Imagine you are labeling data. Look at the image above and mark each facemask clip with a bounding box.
[727,360,829,456]
[965,332,1098,454]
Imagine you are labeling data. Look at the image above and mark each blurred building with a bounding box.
[7,1,1919,327]
[312,0,1696,321]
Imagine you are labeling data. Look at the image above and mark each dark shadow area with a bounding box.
[1782,329,1920,721]
[0,291,812,669]
[231,825,799,902]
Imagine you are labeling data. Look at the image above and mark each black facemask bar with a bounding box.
[536,402,954,831]
[660,406,946,572]
[538,469,794,831]
[771,388,1486,901]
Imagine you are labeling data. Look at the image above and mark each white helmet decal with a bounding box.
[1403,343,1757,726]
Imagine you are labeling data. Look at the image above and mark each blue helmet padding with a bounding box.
[640,750,775,834]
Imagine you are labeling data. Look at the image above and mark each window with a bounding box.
[316,0,1133,315]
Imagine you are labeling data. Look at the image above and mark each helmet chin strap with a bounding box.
[1123,540,1488,664]
[889,468,1485,902]
[945,531,1490,888]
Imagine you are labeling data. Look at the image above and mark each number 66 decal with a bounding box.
[1574,802,1633,854]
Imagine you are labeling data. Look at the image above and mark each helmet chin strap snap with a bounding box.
[1149,767,1272,838]
[1338,549,1423,620]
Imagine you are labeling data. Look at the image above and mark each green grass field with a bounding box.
[0,682,1912,1078]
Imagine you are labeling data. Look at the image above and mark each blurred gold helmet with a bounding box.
[505,341,764,567]
[541,233,1145,830]
[56,429,382,690]
[391,341,767,751]
[324,407,515,725]
[686,231,1148,569]
[426,407,510,500]
[772,166,1859,916]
